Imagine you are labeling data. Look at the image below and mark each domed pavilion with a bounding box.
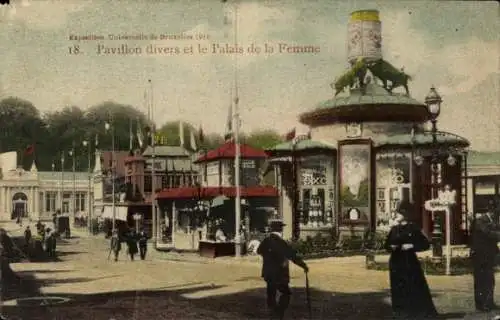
[266,10,470,245]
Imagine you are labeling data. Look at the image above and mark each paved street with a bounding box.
[1,223,499,319]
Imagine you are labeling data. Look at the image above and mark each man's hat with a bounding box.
[268,219,286,232]
[396,200,413,218]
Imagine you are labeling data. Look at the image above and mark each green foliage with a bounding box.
[0,96,283,171]
[243,130,284,150]
[367,256,476,276]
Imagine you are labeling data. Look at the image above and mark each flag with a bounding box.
[137,120,144,148]
[190,129,197,151]
[222,0,231,27]
[24,144,34,155]
[129,118,133,151]
[285,128,296,141]
[198,126,205,144]
[224,89,233,141]
[179,121,185,147]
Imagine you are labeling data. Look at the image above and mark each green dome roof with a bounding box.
[299,83,431,126]
[317,84,424,109]
[374,131,469,148]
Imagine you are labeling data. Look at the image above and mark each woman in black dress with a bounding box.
[126,229,139,261]
[384,201,438,319]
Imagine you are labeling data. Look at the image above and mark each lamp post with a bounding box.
[60,153,65,213]
[291,137,300,241]
[105,121,116,233]
[425,86,443,259]
[68,144,76,225]
[82,139,92,235]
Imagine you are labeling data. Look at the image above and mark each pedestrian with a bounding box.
[0,228,14,258]
[126,229,138,261]
[257,220,309,320]
[470,199,500,312]
[138,229,148,260]
[110,229,122,261]
[24,226,32,251]
[110,229,121,262]
[44,228,54,258]
[384,200,438,319]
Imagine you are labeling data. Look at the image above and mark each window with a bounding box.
[174,175,181,188]
[144,175,152,192]
[72,193,86,212]
[161,175,168,189]
[375,153,411,223]
[475,181,496,195]
[45,192,57,212]
[301,188,330,226]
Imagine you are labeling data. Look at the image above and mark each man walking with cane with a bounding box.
[257,220,309,320]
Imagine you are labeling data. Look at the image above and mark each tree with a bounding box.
[157,121,206,151]
[243,129,283,150]
[86,101,149,153]
[0,97,48,170]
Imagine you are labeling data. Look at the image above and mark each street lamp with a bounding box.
[425,86,443,259]
[82,139,92,235]
[68,145,76,225]
[105,121,116,233]
[60,153,65,213]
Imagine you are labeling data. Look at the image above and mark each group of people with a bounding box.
[255,199,500,320]
[26,222,57,258]
[109,228,148,262]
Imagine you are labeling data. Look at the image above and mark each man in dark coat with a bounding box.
[110,229,121,262]
[257,221,308,320]
[470,200,500,312]
[138,229,148,260]
[24,226,32,246]
[384,200,437,319]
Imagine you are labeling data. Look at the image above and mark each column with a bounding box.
[28,187,33,214]
[6,187,11,217]
[42,190,46,217]
[0,186,3,220]
[34,187,39,221]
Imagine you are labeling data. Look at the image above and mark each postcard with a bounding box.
[0,1,499,319]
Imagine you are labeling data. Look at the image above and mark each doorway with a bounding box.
[12,192,28,220]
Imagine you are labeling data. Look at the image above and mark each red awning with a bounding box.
[195,141,267,163]
[156,186,278,200]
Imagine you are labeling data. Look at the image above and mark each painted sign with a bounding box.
[347,10,382,64]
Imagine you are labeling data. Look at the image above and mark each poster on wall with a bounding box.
[339,143,371,223]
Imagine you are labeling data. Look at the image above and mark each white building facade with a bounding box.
[0,153,93,222]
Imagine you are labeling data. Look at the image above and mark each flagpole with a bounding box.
[232,0,242,258]
[150,79,157,248]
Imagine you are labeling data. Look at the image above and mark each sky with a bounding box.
[0,0,498,151]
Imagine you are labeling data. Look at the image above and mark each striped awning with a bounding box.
[101,206,128,221]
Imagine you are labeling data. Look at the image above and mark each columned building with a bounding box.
[0,152,92,222]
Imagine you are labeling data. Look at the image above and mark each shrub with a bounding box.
[367,256,477,276]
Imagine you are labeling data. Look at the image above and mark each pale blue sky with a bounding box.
[0,0,498,151]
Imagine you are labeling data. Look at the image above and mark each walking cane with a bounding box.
[305,272,312,319]
[107,247,112,261]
